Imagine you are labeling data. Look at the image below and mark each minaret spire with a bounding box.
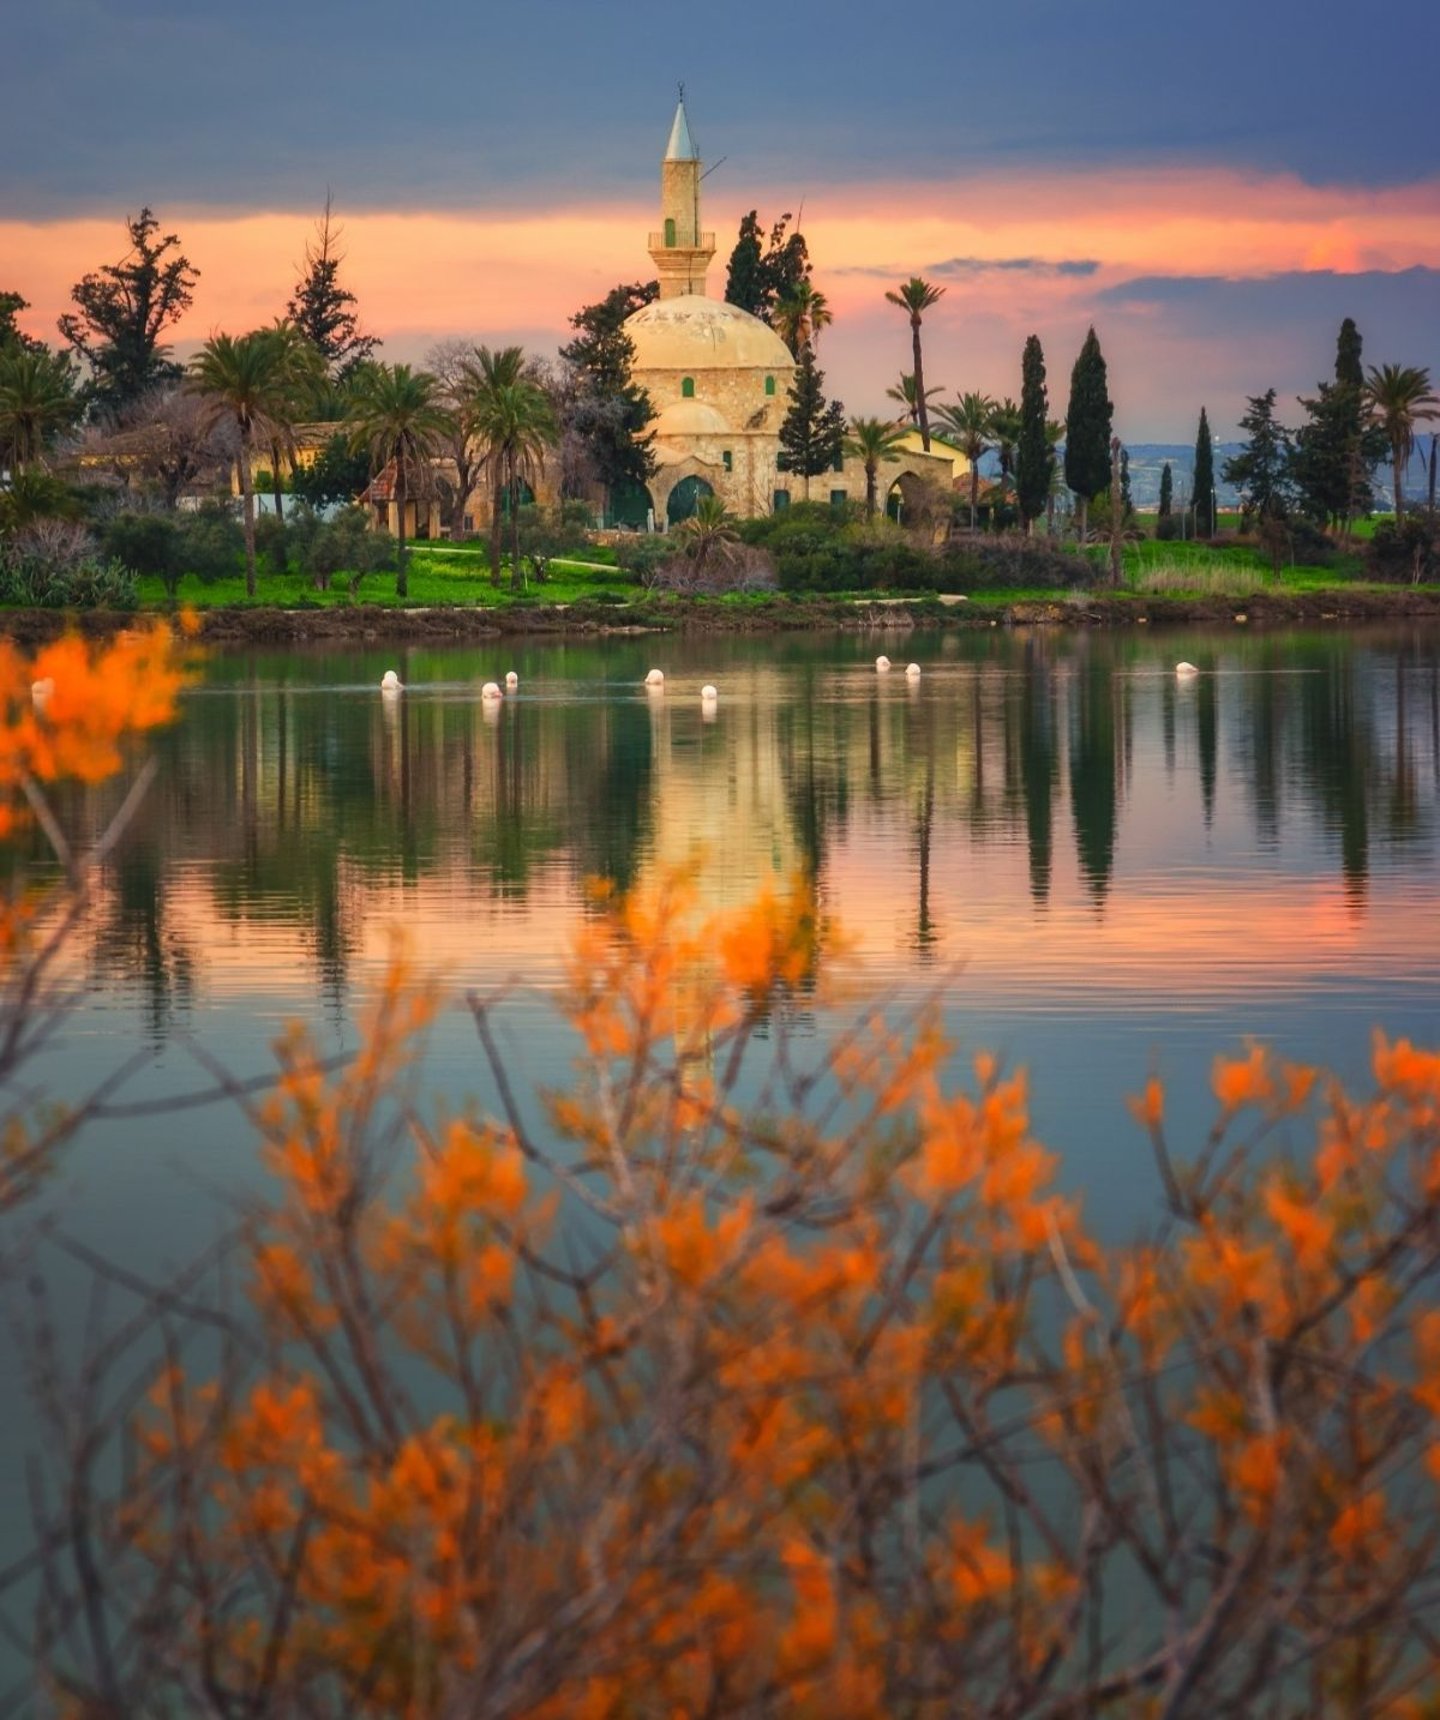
[650,94,715,299]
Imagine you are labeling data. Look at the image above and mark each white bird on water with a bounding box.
[905,662,922,679]
[700,684,718,702]
[505,671,519,691]
[481,681,503,701]
[645,668,665,688]
[380,669,402,693]
[1175,662,1200,678]
[875,655,891,672]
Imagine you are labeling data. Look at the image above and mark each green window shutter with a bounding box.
[681,376,695,398]
[722,450,733,472]
[830,489,847,507]
[664,218,676,247]
[764,375,776,396]
[772,489,790,511]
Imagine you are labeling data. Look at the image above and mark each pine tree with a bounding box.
[1016,334,1052,535]
[1063,327,1112,541]
[1222,390,1293,523]
[0,291,44,355]
[58,208,199,418]
[559,282,658,514]
[287,196,379,381]
[776,343,845,502]
[1158,462,1173,520]
[1192,407,1216,537]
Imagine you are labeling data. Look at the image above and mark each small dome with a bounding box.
[626,295,795,373]
[653,398,730,437]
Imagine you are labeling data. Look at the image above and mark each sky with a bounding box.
[4,0,1438,439]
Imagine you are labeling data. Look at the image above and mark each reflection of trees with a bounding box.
[1015,637,1057,906]
[39,629,1440,1027]
[1070,646,1119,904]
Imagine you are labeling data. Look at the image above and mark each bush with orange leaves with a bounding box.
[4,849,1439,1719]
[1,622,191,1212]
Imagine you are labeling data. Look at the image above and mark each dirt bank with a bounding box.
[4,586,1440,648]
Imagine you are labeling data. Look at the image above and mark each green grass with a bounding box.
[133,544,640,610]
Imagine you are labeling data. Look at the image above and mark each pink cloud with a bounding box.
[7,165,1438,438]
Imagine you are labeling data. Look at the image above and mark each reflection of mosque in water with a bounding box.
[43,628,1440,1034]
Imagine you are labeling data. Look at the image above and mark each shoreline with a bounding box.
[4,586,1440,647]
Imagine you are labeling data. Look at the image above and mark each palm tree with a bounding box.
[772,281,833,359]
[933,392,996,528]
[988,398,1023,530]
[884,277,946,451]
[189,331,291,597]
[674,494,739,574]
[468,373,558,592]
[345,362,452,597]
[259,319,325,522]
[885,372,944,431]
[457,346,528,582]
[843,416,907,520]
[1364,364,1439,519]
[0,346,80,474]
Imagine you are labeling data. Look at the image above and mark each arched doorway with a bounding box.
[886,471,926,524]
[609,479,653,530]
[666,474,714,527]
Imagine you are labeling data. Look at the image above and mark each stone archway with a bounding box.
[886,472,929,524]
[666,474,715,527]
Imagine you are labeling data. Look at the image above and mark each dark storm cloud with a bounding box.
[835,256,1099,279]
[2,0,1436,217]
[1096,266,1440,358]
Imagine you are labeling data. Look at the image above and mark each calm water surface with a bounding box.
[14,621,1440,1239]
[3,622,1440,1671]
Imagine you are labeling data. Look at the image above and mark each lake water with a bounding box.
[3,620,1440,1670]
[12,621,1440,1242]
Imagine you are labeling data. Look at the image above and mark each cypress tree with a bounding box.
[1120,447,1133,519]
[1193,407,1216,537]
[1063,326,1113,541]
[777,343,845,501]
[1158,461,1173,519]
[1016,334,1052,535]
[724,213,766,318]
[1336,317,1364,391]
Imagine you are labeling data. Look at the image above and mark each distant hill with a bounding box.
[977,441,1436,512]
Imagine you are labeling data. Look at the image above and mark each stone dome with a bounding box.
[626,295,794,372]
[652,398,730,437]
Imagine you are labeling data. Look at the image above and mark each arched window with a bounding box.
[663,217,676,248]
[764,375,776,396]
[681,376,695,398]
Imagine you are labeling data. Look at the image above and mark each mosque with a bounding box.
[622,99,957,528]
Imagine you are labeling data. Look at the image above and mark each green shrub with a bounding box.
[939,539,1090,591]
[177,506,245,585]
[0,542,137,609]
[103,512,185,597]
[1367,516,1439,585]
[300,506,394,596]
[254,513,290,574]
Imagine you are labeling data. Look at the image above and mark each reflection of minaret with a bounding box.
[648,96,716,300]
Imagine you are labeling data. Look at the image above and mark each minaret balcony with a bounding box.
[649,232,716,252]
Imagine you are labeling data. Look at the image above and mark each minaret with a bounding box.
[649,96,716,300]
